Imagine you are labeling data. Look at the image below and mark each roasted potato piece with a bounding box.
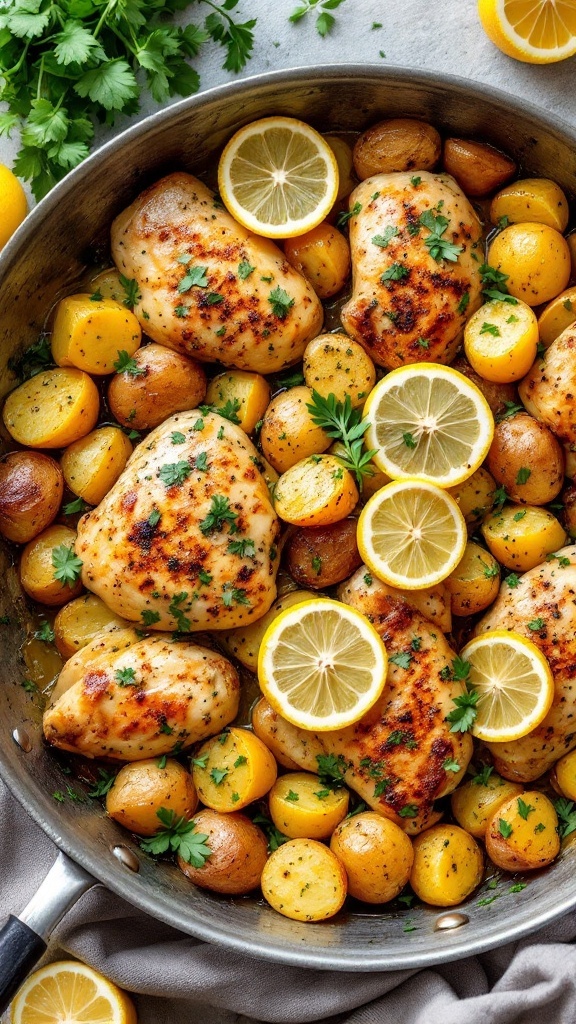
[178,809,268,895]
[568,230,576,278]
[485,791,559,872]
[448,466,496,526]
[106,758,197,836]
[482,504,567,571]
[560,483,576,538]
[191,727,277,812]
[463,298,538,383]
[3,368,100,449]
[54,593,130,659]
[221,589,316,671]
[89,268,126,303]
[451,770,523,839]
[204,370,270,435]
[269,772,349,840]
[450,355,518,419]
[444,540,500,617]
[107,342,207,429]
[551,748,576,802]
[260,386,330,473]
[303,333,376,408]
[20,524,83,606]
[275,455,358,527]
[330,811,413,904]
[51,294,141,375]
[490,178,570,233]
[443,138,516,197]
[353,118,441,180]
[261,838,347,921]
[486,413,564,506]
[324,135,355,202]
[488,223,571,306]
[284,518,361,589]
[0,451,63,543]
[251,698,303,770]
[61,426,133,506]
[284,223,351,299]
[537,287,576,348]
[410,824,484,907]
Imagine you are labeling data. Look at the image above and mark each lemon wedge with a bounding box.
[11,961,137,1024]
[478,0,576,63]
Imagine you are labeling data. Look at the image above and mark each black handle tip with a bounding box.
[0,915,46,1016]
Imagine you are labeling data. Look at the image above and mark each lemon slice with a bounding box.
[11,961,137,1024]
[363,363,494,488]
[478,0,576,63]
[257,597,387,731]
[461,630,554,741]
[357,479,467,590]
[218,116,339,238]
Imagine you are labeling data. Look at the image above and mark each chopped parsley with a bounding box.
[222,585,250,607]
[63,496,90,515]
[446,657,479,733]
[554,797,576,839]
[178,265,209,292]
[210,767,228,786]
[171,431,186,445]
[480,322,501,337]
[316,753,347,788]
[419,209,463,263]
[115,667,138,686]
[381,262,409,282]
[140,808,211,867]
[268,286,294,319]
[498,819,513,839]
[403,431,417,449]
[389,652,412,669]
[199,494,239,535]
[114,350,145,375]
[516,466,531,485]
[52,545,83,587]
[457,292,470,315]
[337,201,362,228]
[372,226,399,248]
[141,609,161,626]
[443,758,461,773]
[479,264,518,304]
[34,621,55,643]
[227,538,256,558]
[158,461,191,487]
[517,797,535,820]
[527,617,545,631]
[471,765,493,786]
[238,261,255,279]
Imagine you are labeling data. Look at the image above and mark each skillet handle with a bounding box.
[0,851,95,1014]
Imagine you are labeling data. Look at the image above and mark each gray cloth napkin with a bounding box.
[3,776,576,1024]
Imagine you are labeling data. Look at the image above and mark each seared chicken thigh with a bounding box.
[76,411,280,631]
[341,171,482,368]
[43,628,240,760]
[111,172,323,373]
[475,545,576,782]
[519,323,576,445]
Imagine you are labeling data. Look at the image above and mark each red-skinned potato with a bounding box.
[284,518,362,588]
[0,451,63,543]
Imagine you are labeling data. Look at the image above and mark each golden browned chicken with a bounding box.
[519,323,576,445]
[254,569,472,833]
[340,171,483,369]
[75,411,280,632]
[475,544,576,782]
[43,628,240,760]
[111,172,323,373]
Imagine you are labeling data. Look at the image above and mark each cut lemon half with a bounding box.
[218,116,339,238]
[461,630,554,742]
[478,0,576,63]
[363,363,494,488]
[357,479,467,590]
[257,597,387,731]
[11,961,137,1024]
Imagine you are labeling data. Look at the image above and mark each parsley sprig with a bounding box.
[419,210,463,263]
[140,808,211,866]
[479,264,518,304]
[554,798,576,839]
[52,544,83,587]
[289,0,348,37]
[306,390,377,489]
[445,656,480,733]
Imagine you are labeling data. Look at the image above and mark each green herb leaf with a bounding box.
[372,226,399,248]
[381,262,409,283]
[554,797,576,839]
[88,768,116,799]
[527,617,545,631]
[63,496,90,515]
[419,209,463,263]
[199,494,239,535]
[471,765,493,786]
[336,201,362,228]
[34,621,55,643]
[305,390,376,490]
[140,808,211,867]
[268,286,294,319]
[52,544,83,587]
[115,667,138,687]
[158,461,191,487]
[114,350,145,376]
[517,797,535,820]
[389,651,412,669]
[516,466,531,485]
[498,818,513,839]
[238,260,255,279]
[480,322,501,337]
[316,752,347,788]
[252,813,289,853]
[443,758,461,773]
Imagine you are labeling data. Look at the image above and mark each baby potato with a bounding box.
[251,698,304,770]
[284,223,351,299]
[54,593,130,659]
[3,368,100,449]
[191,727,277,812]
[269,772,348,840]
[410,824,484,907]
[106,758,197,836]
[443,138,516,198]
[178,809,268,895]
[303,333,376,408]
[561,483,576,538]
[481,504,567,572]
[205,370,270,435]
[551,749,576,802]
[261,838,347,921]
[490,178,570,233]
[220,589,316,671]
[463,298,538,383]
[448,466,496,526]
[275,455,358,528]
[444,540,500,617]
[488,222,571,306]
[324,135,355,202]
[51,294,141,375]
[0,451,63,543]
[451,771,523,839]
[353,118,441,179]
[330,811,413,904]
[450,354,518,419]
[61,426,133,506]
[260,386,331,473]
[89,268,125,303]
[284,517,362,589]
[485,791,559,872]
[537,287,576,348]
[568,230,576,278]
[20,524,83,606]
[107,342,207,429]
[486,412,564,506]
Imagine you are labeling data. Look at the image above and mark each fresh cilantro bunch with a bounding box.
[0,0,256,199]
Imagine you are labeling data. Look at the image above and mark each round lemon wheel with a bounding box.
[10,961,137,1024]
[478,0,576,64]
[218,116,339,238]
[461,630,554,742]
[257,597,387,731]
[363,363,494,488]
[357,479,467,590]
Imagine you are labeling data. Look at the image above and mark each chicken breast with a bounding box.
[519,323,576,445]
[43,628,240,760]
[111,172,324,373]
[75,411,280,632]
[475,545,576,782]
[340,171,483,368]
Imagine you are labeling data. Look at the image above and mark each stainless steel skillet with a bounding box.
[1,63,576,1012]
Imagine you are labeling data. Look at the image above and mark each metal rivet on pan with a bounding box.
[434,912,469,931]
[111,845,140,872]
[12,727,32,752]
